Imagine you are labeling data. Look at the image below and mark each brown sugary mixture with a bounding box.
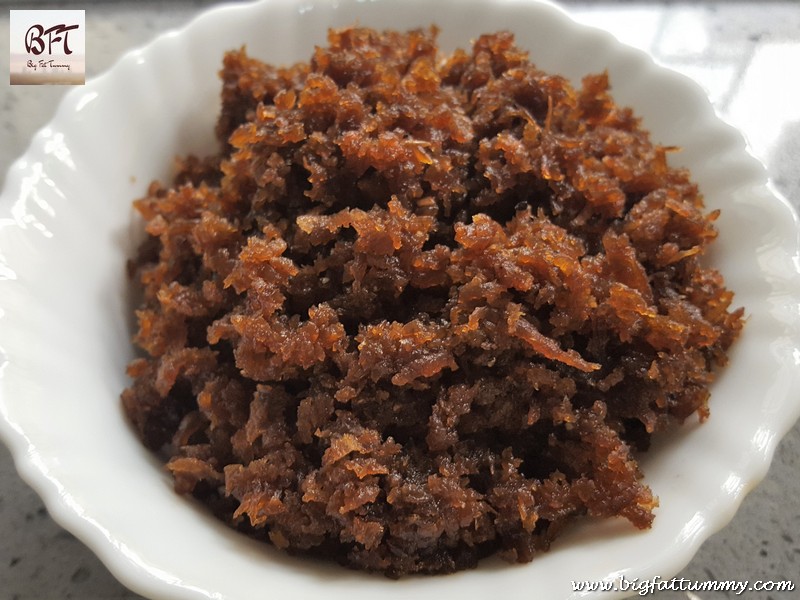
[122,26,744,576]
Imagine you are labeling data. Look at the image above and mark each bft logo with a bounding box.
[25,23,80,56]
[9,10,85,85]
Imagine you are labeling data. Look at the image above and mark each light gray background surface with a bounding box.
[0,1,798,599]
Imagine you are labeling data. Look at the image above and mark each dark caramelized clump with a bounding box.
[122,26,744,576]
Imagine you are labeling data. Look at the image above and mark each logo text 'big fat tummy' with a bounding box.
[9,10,85,85]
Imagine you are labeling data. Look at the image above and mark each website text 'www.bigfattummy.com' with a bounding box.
[571,575,796,596]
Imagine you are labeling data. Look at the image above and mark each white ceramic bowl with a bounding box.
[1,1,799,599]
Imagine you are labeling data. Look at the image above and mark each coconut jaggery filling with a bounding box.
[122,26,744,576]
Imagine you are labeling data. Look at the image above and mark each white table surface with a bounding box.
[0,1,798,599]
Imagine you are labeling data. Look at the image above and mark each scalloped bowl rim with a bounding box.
[1,0,800,599]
